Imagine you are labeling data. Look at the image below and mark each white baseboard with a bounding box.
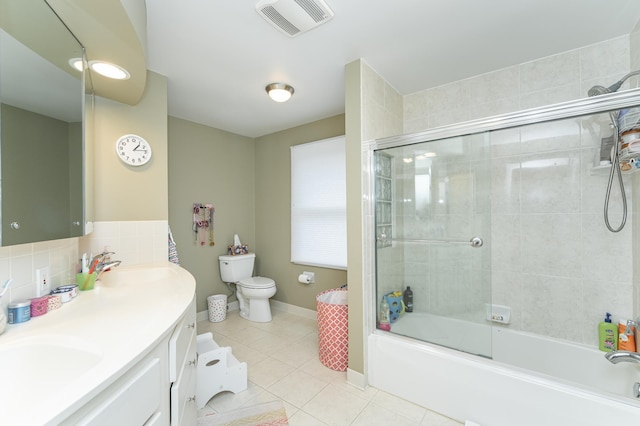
[270,299,317,320]
[197,299,316,322]
[347,368,366,390]
[197,300,239,322]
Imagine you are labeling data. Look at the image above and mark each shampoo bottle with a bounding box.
[403,286,414,313]
[618,319,637,352]
[598,313,617,352]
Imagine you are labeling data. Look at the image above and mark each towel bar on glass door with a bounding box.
[377,235,484,248]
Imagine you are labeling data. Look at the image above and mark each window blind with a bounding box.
[290,135,347,269]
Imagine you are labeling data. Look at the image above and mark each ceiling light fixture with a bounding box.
[68,57,84,72]
[89,60,130,80]
[266,83,294,102]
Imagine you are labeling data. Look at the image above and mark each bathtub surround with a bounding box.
[358,25,640,425]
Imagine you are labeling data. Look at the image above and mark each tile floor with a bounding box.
[197,308,462,425]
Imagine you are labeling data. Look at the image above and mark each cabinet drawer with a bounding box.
[169,298,196,382]
[170,339,197,425]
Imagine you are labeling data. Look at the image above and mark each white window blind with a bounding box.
[291,135,347,269]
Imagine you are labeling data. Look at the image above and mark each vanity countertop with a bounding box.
[0,261,196,425]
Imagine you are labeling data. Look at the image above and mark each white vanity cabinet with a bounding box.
[2,262,198,425]
[62,343,169,425]
[169,297,198,425]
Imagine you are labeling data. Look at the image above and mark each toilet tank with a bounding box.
[219,253,256,282]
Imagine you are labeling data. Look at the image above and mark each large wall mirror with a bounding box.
[0,0,91,246]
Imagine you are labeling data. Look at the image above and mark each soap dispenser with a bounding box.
[598,312,617,352]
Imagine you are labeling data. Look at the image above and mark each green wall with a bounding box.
[167,114,347,314]
[254,115,347,310]
[168,116,255,313]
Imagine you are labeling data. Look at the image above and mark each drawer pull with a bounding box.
[188,396,196,403]
[187,322,195,329]
[205,359,220,367]
[188,358,197,367]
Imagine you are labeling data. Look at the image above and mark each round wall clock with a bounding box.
[115,134,152,166]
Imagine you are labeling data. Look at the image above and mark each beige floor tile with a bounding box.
[268,369,329,408]
[352,403,421,426]
[288,409,329,425]
[302,382,369,425]
[248,356,294,388]
[420,410,463,425]
[370,390,427,423]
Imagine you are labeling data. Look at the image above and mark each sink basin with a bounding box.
[0,335,102,407]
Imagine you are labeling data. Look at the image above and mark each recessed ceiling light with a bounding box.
[89,60,130,80]
[266,83,294,102]
[68,57,84,72]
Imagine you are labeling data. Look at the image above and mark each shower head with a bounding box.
[588,70,640,97]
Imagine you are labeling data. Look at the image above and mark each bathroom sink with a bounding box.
[0,335,102,405]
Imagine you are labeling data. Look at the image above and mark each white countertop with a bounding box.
[0,262,196,425]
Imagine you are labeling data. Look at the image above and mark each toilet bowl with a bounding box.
[218,253,277,323]
[236,277,276,322]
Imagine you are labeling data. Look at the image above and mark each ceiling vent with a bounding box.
[255,0,334,37]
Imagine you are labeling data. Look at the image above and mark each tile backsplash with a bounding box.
[0,220,168,313]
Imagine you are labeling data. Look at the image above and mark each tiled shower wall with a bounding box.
[392,35,639,347]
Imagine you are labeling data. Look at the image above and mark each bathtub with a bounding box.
[368,313,640,426]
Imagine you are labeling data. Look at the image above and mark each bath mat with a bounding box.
[197,400,288,426]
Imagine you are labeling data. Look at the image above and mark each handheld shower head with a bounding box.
[588,70,640,97]
[587,85,611,97]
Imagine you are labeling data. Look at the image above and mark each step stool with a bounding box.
[195,332,248,409]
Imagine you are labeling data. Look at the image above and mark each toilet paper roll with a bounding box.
[298,274,311,284]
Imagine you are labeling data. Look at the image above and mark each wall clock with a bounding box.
[116,134,152,166]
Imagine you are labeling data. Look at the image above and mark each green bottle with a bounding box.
[598,312,617,352]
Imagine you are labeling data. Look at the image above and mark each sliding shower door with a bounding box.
[375,132,492,357]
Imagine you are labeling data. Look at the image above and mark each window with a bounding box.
[290,135,346,269]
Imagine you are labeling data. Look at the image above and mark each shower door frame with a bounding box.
[365,88,640,368]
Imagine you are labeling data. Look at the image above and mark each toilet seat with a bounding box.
[237,276,275,289]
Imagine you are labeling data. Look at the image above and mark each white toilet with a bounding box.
[219,252,276,322]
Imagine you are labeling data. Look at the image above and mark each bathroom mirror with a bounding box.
[0,1,90,246]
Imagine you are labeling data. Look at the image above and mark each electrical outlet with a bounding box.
[36,267,50,297]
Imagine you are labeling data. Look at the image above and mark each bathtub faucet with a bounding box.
[605,350,640,365]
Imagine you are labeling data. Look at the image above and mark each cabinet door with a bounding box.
[169,298,196,382]
[74,357,161,425]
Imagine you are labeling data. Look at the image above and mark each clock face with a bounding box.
[116,134,152,166]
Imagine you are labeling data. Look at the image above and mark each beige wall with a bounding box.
[254,115,347,310]
[167,116,255,313]
[93,71,168,222]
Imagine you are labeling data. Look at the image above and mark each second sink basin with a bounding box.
[0,335,102,412]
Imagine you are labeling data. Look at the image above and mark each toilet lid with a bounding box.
[238,276,275,289]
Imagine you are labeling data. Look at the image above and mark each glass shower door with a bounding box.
[375,132,492,357]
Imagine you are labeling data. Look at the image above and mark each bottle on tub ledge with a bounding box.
[598,312,617,352]
[379,298,391,331]
[403,286,413,313]
[618,319,637,352]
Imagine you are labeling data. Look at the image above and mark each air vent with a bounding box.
[256,0,334,37]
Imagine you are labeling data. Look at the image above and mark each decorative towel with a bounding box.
[168,225,180,265]
[193,203,215,246]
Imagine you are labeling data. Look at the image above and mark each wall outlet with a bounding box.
[36,267,51,297]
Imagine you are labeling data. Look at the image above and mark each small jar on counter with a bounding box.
[8,301,31,324]
[30,296,49,317]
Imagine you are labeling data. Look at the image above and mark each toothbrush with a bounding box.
[82,258,100,290]
[0,278,13,299]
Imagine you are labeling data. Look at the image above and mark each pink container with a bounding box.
[30,296,49,317]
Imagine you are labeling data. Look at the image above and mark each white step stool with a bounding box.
[195,332,248,409]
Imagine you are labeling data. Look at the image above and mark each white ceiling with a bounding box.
[146,0,640,138]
